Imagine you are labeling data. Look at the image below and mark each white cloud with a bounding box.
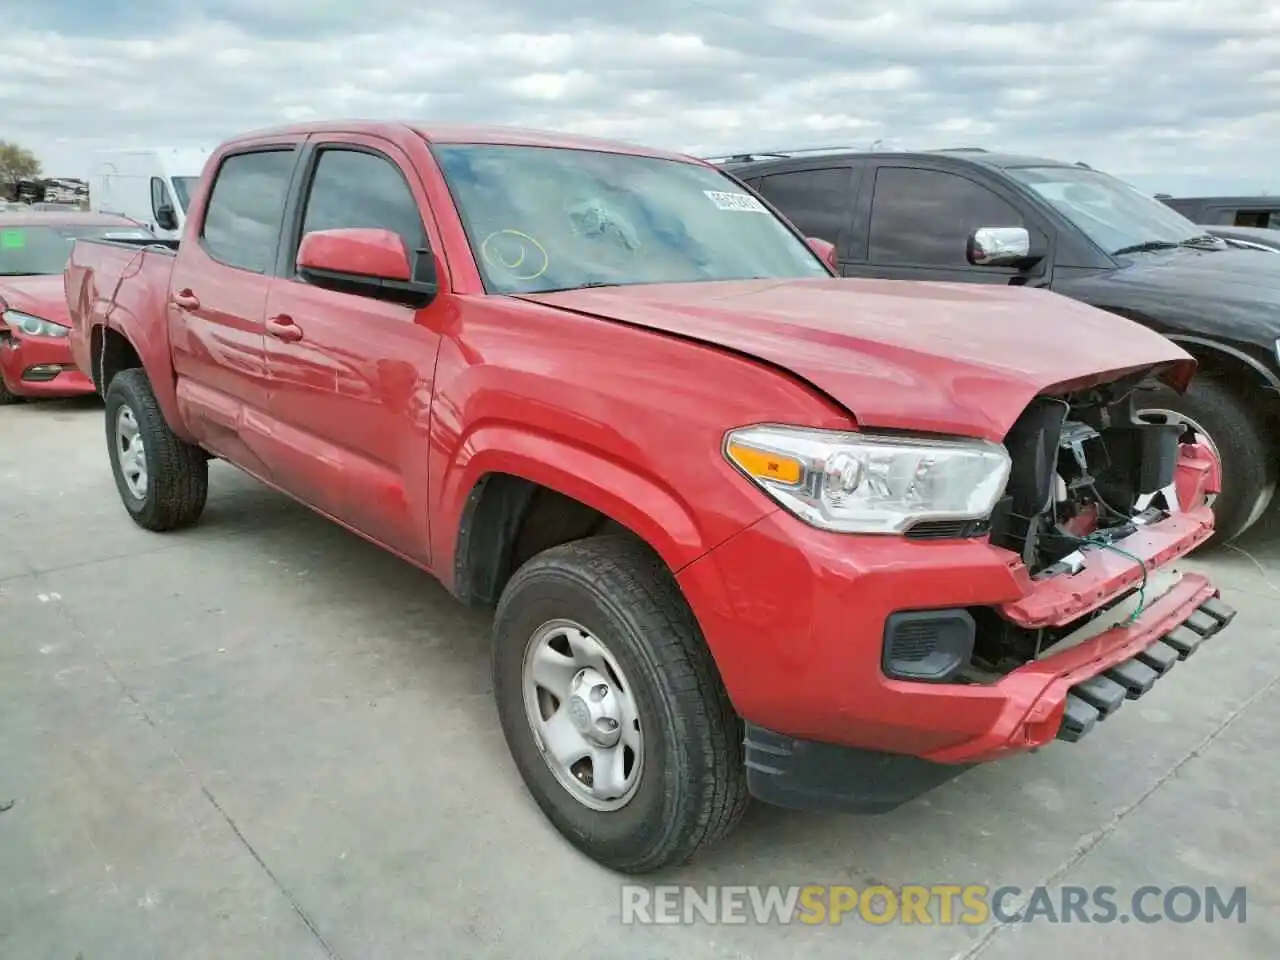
[2,0,1277,195]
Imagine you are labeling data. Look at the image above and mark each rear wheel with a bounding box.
[1137,376,1275,542]
[104,368,209,531]
[492,535,748,873]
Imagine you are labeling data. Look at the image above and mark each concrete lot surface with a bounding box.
[2,397,1277,960]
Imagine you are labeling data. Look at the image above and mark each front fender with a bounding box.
[434,423,716,593]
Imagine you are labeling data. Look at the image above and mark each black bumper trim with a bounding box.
[1056,595,1235,743]
[743,723,972,814]
[1073,674,1127,716]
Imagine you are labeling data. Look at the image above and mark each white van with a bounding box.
[89,147,213,241]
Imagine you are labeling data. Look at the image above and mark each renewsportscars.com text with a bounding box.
[620,884,1248,926]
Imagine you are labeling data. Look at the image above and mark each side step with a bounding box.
[1056,595,1236,743]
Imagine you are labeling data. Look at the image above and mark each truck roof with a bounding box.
[221,120,699,164]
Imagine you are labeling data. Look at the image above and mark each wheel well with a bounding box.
[1178,342,1275,403]
[91,326,142,394]
[453,473,642,607]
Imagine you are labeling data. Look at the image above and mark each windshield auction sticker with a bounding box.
[0,230,26,248]
[704,190,768,213]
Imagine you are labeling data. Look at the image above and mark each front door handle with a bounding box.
[172,289,200,310]
[266,314,303,343]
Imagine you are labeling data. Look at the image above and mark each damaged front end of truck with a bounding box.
[931,371,1235,753]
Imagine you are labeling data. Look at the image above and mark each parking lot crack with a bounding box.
[38,574,346,960]
[950,667,1280,960]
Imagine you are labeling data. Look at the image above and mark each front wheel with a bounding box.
[1137,376,1276,542]
[492,535,748,874]
[104,368,209,531]
[0,375,24,405]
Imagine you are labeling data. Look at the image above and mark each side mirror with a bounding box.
[806,236,839,271]
[966,226,1040,268]
[154,204,178,232]
[297,227,438,303]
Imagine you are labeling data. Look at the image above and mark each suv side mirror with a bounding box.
[967,226,1041,268]
[297,227,438,304]
[154,204,178,232]
[806,236,838,271]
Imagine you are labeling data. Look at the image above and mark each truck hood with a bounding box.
[0,274,70,328]
[519,278,1195,442]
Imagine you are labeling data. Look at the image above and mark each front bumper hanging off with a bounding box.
[1056,594,1236,741]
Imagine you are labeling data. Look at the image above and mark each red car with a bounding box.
[64,122,1233,873]
[0,210,155,404]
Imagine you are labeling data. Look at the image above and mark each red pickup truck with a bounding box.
[65,121,1234,874]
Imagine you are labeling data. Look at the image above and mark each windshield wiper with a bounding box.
[1179,234,1227,249]
[526,280,625,294]
[1110,240,1181,256]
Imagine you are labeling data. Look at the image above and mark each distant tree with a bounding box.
[0,140,42,192]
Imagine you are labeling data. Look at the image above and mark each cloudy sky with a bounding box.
[4,0,1277,195]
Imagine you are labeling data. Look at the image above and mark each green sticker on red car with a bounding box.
[0,229,25,248]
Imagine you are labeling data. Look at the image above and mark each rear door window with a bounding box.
[200,149,298,273]
[755,167,854,244]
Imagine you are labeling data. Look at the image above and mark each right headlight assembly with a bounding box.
[724,424,1012,535]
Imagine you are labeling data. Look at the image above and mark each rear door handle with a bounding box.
[172,290,200,310]
[266,314,303,343]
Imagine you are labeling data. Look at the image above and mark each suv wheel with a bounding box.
[492,534,748,873]
[104,368,209,531]
[1138,376,1275,542]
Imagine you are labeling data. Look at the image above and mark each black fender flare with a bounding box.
[1165,335,1280,395]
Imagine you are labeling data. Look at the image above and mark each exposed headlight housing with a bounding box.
[724,425,1011,535]
[3,310,69,338]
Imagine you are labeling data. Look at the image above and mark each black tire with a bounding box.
[492,534,749,874]
[104,368,209,531]
[0,376,24,405]
[1138,376,1276,542]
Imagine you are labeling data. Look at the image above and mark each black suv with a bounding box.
[718,147,1280,542]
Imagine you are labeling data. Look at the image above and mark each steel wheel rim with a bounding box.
[1136,407,1220,508]
[114,404,148,499]
[521,618,644,812]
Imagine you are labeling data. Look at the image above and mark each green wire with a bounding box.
[1082,534,1148,623]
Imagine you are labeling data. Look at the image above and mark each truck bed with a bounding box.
[64,235,179,393]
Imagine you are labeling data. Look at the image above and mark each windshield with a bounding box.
[1007,165,1207,256]
[171,176,199,212]
[0,224,155,276]
[431,144,831,294]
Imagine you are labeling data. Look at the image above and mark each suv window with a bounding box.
[755,168,852,243]
[201,149,297,273]
[300,148,426,255]
[869,167,1024,267]
[1236,209,1276,229]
